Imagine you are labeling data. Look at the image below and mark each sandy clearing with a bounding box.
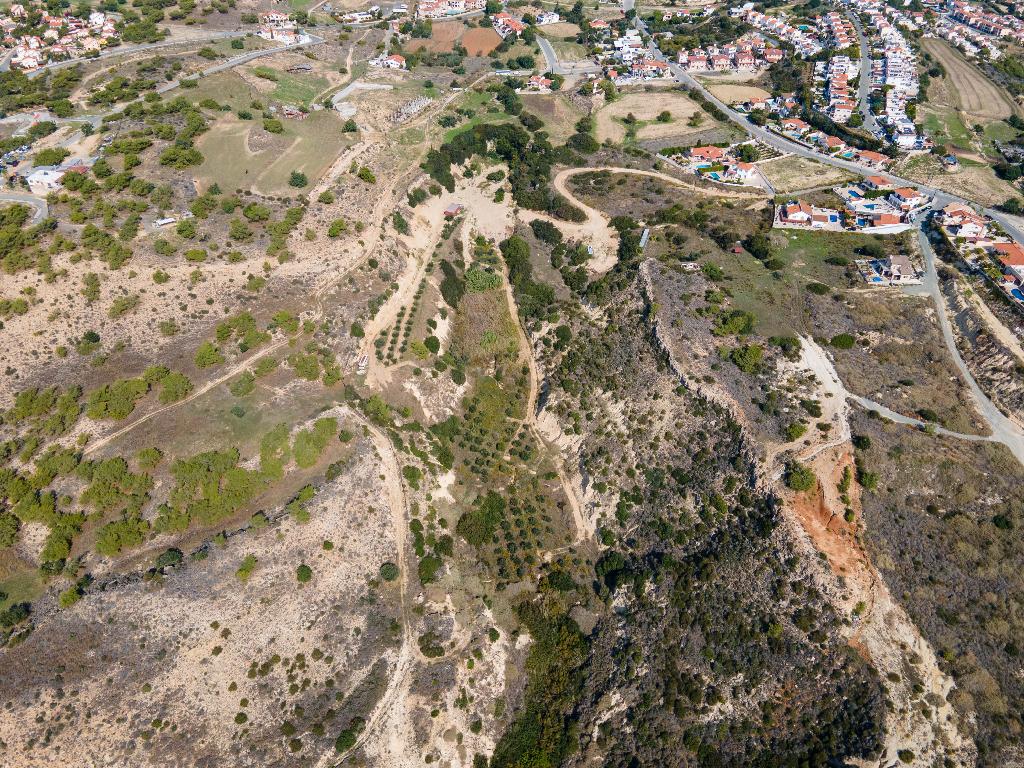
[758,154,857,193]
[707,83,772,104]
[538,21,581,37]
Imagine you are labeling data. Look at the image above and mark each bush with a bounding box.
[34,147,70,166]
[155,547,183,568]
[194,341,225,368]
[729,344,763,374]
[296,564,313,582]
[806,281,830,295]
[830,333,856,349]
[288,170,308,188]
[263,118,284,134]
[236,554,258,581]
[379,561,400,581]
[785,462,816,492]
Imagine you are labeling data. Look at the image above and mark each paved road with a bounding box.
[149,33,324,96]
[537,35,601,76]
[912,226,1024,463]
[658,51,1024,241]
[0,191,47,223]
[845,8,880,135]
[634,27,1024,462]
[20,30,247,78]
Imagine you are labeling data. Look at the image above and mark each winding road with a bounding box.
[912,226,1024,463]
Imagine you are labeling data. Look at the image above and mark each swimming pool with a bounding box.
[1012,288,1024,301]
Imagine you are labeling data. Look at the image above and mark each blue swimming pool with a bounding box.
[1012,288,1024,301]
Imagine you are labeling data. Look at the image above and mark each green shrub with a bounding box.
[194,341,225,368]
[296,564,313,582]
[236,554,258,581]
[830,333,856,349]
[379,561,399,581]
[785,462,816,492]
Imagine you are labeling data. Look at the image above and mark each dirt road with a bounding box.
[524,166,767,275]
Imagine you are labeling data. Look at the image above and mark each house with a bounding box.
[763,47,784,63]
[780,118,810,135]
[689,145,726,163]
[862,175,891,191]
[590,19,609,29]
[886,253,919,283]
[371,53,406,69]
[819,135,846,152]
[521,74,552,92]
[994,243,1024,283]
[536,11,559,24]
[856,149,890,168]
[25,166,64,192]
[778,200,813,226]
[686,55,709,71]
[492,12,526,37]
[888,186,928,212]
[710,54,731,70]
[940,203,988,241]
[727,161,756,180]
[259,11,291,25]
[868,212,903,227]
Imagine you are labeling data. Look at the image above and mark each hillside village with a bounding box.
[2,3,118,70]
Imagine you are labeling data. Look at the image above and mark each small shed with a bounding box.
[444,203,465,219]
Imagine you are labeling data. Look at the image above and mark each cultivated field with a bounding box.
[406,21,501,56]
[706,82,772,104]
[759,155,857,193]
[462,26,502,55]
[922,38,1018,120]
[595,90,708,143]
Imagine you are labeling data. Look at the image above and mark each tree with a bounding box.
[785,462,816,492]
[379,562,399,581]
[296,564,313,583]
[288,170,308,188]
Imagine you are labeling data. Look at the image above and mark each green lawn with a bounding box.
[272,71,330,107]
[0,567,43,613]
[923,107,972,150]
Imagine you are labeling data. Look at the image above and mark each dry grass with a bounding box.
[922,38,1018,120]
[707,83,772,104]
[897,153,1018,208]
[537,21,581,37]
[759,155,857,193]
[519,92,587,143]
[595,90,705,143]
